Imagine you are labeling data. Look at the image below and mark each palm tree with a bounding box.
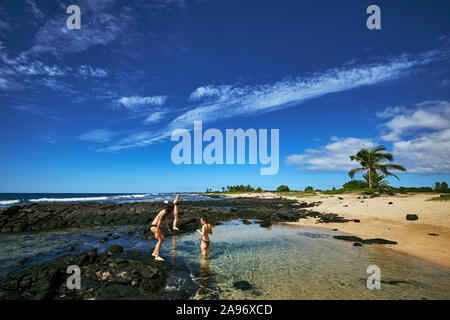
[348,145,406,190]
[363,171,390,192]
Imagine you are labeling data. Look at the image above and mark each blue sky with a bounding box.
[0,0,449,192]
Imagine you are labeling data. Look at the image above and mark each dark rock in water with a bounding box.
[388,202,393,205]
[357,197,361,199]
[332,229,338,231]
[353,243,363,247]
[364,238,397,245]
[68,246,75,252]
[98,237,109,243]
[343,205,348,207]
[232,280,253,291]
[242,219,251,225]
[338,197,344,200]
[112,235,120,240]
[406,214,419,221]
[126,228,136,235]
[107,245,123,256]
[353,219,360,223]
[334,236,397,245]
[362,196,368,199]
[259,220,271,228]
[105,232,112,237]
[15,258,28,267]
[334,235,363,243]
[428,233,439,236]
[381,279,410,286]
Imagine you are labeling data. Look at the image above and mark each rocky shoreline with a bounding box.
[0,197,394,300]
[0,197,354,234]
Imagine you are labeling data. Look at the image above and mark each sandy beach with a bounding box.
[225,192,450,268]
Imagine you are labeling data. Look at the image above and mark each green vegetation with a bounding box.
[428,194,450,201]
[342,180,367,190]
[349,145,406,190]
[276,185,290,192]
[435,182,449,193]
[304,186,314,192]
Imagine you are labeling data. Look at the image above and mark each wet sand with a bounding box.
[225,192,450,268]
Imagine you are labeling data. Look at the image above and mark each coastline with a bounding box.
[223,192,450,269]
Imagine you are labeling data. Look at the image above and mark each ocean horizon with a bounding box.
[0,192,216,207]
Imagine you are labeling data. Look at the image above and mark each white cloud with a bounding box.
[144,111,166,123]
[78,129,116,143]
[380,100,450,173]
[287,100,450,174]
[393,129,450,173]
[376,106,407,118]
[380,100,450,141]
[77,65,108,78]
[117,96,168,108]
[285,137,375,170]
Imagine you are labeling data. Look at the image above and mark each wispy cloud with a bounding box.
[78,129,117,143]
[285,137,376,171]
[144,111,166,123]
[77,65,108,78]
[9,105,60,120]
[99,50,443,152]
[38,132,60,143]
[116,96,168,109]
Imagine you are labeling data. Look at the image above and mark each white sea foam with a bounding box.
[0,200,20,205]
[29,197,109,202]
[111,194,149,200]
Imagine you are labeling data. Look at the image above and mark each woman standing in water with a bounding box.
[150,195,179,261]
[196,216,213,257]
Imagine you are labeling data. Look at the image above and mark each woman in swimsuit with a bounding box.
[196,216,213,257]
[150,195,179,261]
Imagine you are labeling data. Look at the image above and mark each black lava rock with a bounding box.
[98,237,109,243]
[232,281,253,291]
[259,220,272,228]
[406,214,419,221]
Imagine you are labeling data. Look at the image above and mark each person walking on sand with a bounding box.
[150,196,179,261]
[196,216,213,257]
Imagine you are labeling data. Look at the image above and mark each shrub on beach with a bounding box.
[276,185,290,192]
[304,186,314,192]
[342,180,367,190]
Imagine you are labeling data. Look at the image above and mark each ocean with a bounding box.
[0,193,218,207]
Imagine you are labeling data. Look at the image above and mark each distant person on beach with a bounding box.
[196,216,213,257]
[150,195,179,261]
